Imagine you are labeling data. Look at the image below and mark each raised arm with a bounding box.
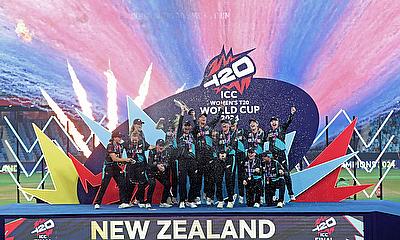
[282,106,296,132]
[208,108,223,129]
[176,111,184,139]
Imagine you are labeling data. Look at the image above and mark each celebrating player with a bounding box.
[242,148,263,208]
[176,106,198,209]
[124,131,152,208]
[190,109,221,206]
[148,139,173,208]
[94,131,132,209]
[214,119,236,208]
[230,118,247,204]
[265,106,296,201]
[262,151,285,208]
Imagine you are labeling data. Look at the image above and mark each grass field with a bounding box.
[0,173,53,205]
[0,169,399,205]
[338,168,400,202]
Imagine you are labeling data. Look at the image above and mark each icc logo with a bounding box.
[203,47,256,94]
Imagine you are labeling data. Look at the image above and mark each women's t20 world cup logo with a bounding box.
[202,47,256,94]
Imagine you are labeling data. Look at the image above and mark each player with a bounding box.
[190,109,221,205]
[124,132,152,208]
[265,106,296,201]
[230,118,246,204]
[247,119,265,154]
[148,139,173,208]
[94,131,132,209]
[176,106,198,209]
[214,119,236,208]
[261,151,285,208]
[242,148,263,208]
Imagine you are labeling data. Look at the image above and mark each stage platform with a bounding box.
[2,201,399,239]
[0,200,399,217]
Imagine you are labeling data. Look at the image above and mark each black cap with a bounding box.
[247,148,256,154]
[198,112,207,118]
[249,118,258,124]
[220,119,229,124]
[111,131,122,138]
[156,139,165,146]
[188,108,195,115]
[261,151,273,158]
[270,116,279,122]
[183,120,192,126]
[133,119,145,125]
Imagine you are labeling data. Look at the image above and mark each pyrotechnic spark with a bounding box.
[40,88,92,157]
[67,60,94,120]
[104,68,118,131]
[15,19,33,42]
[134,63,153,109]
[175,83,186,94]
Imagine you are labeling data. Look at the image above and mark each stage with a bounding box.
[2,201,400,239]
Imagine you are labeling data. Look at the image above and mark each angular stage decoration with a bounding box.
[69,153,121,204]
[20,124,79,204]
[295,119,373,202]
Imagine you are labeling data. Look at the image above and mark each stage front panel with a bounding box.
[5,215,363,240]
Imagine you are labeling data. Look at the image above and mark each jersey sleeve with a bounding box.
[106,143,117,154]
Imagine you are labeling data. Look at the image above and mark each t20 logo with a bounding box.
[312,216,336,239]
[203,47,256,94]
[31,219,55,239]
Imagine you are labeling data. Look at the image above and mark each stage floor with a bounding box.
[1,200,399,217]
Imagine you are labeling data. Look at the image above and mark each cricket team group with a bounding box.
[94,103,297,210]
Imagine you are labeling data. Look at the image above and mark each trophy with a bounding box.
[173,99,190,113]
[155,118,165,130]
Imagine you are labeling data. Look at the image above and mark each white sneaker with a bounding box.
[159,203,173,208]
[128,203,134,208]
[227,201,234,208]
[195,197,201,205]
[179,202,186,209]
[146,203,152,209]
[254,203,260,208]
[217,202,224,209]
[277,202,283,208]
[189,202,198,208]
[206,197,213,206]
[118,203,130,209]
[290,195,296,201]
[238,196,244,204]
[94,204,100,209]
[233,194,237,202]
[138,203,146,208]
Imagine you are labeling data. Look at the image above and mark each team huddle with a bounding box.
[94,103,297,210]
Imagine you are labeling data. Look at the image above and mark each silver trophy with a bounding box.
[173,99,190,114]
